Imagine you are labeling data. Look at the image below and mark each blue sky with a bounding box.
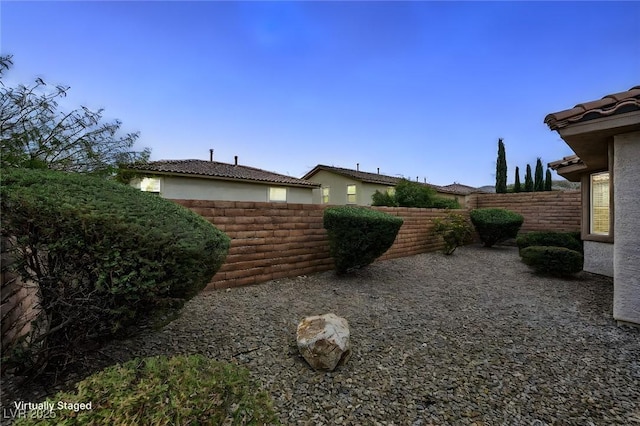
[2,1,639,187]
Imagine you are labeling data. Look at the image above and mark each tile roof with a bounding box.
[544,86,640,130]
[547,155,584,171]
[302,165,468,195]
[128,159,320,188]
[440,183,488,195]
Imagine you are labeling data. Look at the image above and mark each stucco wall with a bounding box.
[583,241,613,277]
[134,176,315,204]
[613,131,640,325]
[306,170,361,205]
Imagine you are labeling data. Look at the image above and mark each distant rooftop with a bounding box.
[128,159,320,188]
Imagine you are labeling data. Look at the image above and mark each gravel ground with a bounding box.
[4,245,640,425]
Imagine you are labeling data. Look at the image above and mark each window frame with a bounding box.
[581,143,614,243]
[322,186,330,204]
[346,184,357,204]
[268,187,288,203]
[139,176,161,194]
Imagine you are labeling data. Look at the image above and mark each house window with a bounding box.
[269,187,287,202]
[590,172,609,235]
[387,187,395,196]
[322,187,330,204]
[140,177,160,193]
[347,184,357,204]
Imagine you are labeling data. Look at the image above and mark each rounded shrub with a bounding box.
[520,246,583,277]
[469,208,524,247]
[432,213,473,255]
[14,354,280,425]
[1,168,230,373]
[323,206,403,274]
[516,231,583,254]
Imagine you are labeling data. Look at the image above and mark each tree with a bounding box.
[495,138,507,193]
[545,168,553,191]
[0,55,149,176]
[524,164,534,192]
[534,158,544,191]
[513,166,522,193]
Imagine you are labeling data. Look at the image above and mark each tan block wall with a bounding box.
[172,200,467,290]
[467,191,581,233]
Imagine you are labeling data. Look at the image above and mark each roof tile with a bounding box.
[128,159,319,187]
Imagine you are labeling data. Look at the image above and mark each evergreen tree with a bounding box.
[514,166,522,193]
[545,169,553,191]
[534,158,544,191]
[524,164,534,192]
[495,138,507,193]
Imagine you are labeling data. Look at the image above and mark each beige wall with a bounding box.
[132,176,315,204]
[306,170,362,205]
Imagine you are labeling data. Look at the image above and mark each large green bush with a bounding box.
[14,354,280,426]
[469,208,524,247]
[324,206,403,274]
[1,168,230,374]
[516,231,583,254]
[371,179,460,209]
[520,246,583,277]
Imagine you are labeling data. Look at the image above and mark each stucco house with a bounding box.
[546,86,640,327]
[301,164,471,206]
[127,157,320,203]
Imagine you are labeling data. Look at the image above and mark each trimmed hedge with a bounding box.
[1,168,230,373]
[520,246,583,277]
[469,208,524,247]
[323,206,403,274]
[516,231,583,254]
[14,355,280,425]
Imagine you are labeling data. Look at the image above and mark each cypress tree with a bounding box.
[524,164,534,192]
[514,166,522,193]
[495,138,507,193]
[545,169,553,191]
[534,158,544,191]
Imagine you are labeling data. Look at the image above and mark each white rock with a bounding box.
[296,313,351,371]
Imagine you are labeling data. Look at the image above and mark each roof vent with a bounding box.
[377,167,380,174]
[357,163,360,171]
[234,155,238,166]
[209,149,214,162]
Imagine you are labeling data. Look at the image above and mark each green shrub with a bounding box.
[520,246,583,276]
[324,206,403,274]
[430,197,461,209]
[14,354,280,426]
[432,213,473,255]
[394,179,436,208]
[371,189,398,207]
[469,208,524,247]
[516,231,583,254]
[1,168,230,374]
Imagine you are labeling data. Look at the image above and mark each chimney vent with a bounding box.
[424,177,426,183]
[416,176,419,181]
[234,155,238,166]
[377,167,380,174]
[357,163,360,171]
[209,149,214,162]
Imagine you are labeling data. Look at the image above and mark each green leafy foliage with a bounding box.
[516,231,583,254]
[520,246,583,277]
[545,169,553,191]
[324,206,403,273]
[371,189,398,207]
[524,164,534,192]
[1,168,230,375]
[495,138,507,193]
[14,354,280,426]
[534,158,544,192]
[371,179,460,208]
[432,213,474,255]
[513,166,522,193]
[469,208,524,247]
[0,55,149,176]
